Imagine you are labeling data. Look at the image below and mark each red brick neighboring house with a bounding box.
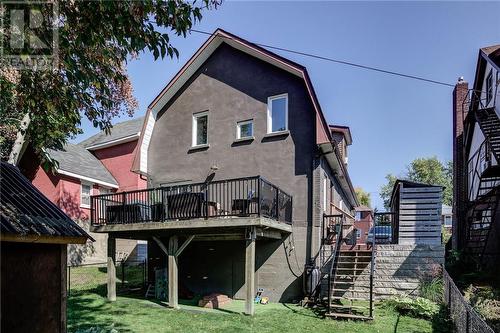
[354,205,373,244]
[30,117,146,264]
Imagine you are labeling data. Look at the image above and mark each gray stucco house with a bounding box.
[90,29,358,314]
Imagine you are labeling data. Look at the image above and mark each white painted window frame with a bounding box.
[80,182,92,208]
[267,93,288,134]
[236,119,254,139]
[192,111,209,147]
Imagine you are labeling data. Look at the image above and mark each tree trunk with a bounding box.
[8,113,30,165]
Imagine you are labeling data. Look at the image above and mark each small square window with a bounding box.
[192,111,208,147]
[237,120,253,139]
[267,94,288,133]
[81,183,91,207]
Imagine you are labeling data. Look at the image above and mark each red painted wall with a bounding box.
[31,166,59,204]
[32,168,107,220]
[92,140,146,191]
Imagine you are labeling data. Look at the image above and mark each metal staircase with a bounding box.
[319,215,375,320]
[466,186,500,260]
[465,107,500,264]
[476,108,500,162]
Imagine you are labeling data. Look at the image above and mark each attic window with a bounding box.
[267,94,288,133]
[486,70,493,105]
[192,111,208,147]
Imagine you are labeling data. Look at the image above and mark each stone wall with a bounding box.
[374,244,444,299]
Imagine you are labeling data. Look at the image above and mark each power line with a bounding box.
[190,29,455,88]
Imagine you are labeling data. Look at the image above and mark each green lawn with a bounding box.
[68,293,450,333]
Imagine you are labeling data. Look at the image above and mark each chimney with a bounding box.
[452,77,468,250]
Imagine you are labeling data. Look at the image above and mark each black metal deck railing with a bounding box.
[90,176,292,226]
[371,212,398,245]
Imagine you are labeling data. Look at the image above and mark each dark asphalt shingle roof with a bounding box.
[0,162,91,240]
[79,116,144,149]
[47,144,118,186]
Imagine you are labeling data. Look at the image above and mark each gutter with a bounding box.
[318,141,359,208]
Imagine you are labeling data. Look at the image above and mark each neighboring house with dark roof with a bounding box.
[0,161,90,333]
[29,117,147,264]
[452,44,500,268]
[32,117,145,221]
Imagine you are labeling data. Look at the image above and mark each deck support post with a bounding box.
[168,236,179,309]
[107,236,116,301]
[244,227,256,316]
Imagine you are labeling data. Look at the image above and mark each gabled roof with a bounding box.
[329,125,353,145]
[47,144,118,188]
[132,28,334,174]
[79,116,143,150]
[0,162,91,244]
[472,44,500,94]
[464,44,500,152]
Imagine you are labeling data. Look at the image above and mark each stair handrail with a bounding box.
[327,214,344,314]
[369,221,376,318]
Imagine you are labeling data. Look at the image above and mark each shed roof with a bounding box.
[0,162,91,244]
[47,144,118,188]
[79,117,143,149]
[389,179,443,207]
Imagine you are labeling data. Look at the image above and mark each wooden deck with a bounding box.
[91,216,292,239]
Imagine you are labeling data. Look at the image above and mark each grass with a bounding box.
[67,293,451,333]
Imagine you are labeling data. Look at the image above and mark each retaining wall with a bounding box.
[374,244,444,299]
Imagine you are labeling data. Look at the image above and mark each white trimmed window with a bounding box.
[267,94,288,133]
[237,120,253,139]
[192,111,208,147]
[81,183,91,208]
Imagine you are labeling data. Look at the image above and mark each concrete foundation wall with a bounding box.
[374,244,444,299]
[68,219,141,265]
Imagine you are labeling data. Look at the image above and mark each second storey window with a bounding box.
[267,94,288,133]
[486,70,493,105]
[237,120,253,139]
[192,111,208,147]
[81,183,91,208]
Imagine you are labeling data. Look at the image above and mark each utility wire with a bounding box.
[190,28,455,88]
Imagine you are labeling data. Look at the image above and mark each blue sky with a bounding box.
[73,1,500,209]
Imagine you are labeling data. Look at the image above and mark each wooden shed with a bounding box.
[390,180,443,245]
[0,161,91,333]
